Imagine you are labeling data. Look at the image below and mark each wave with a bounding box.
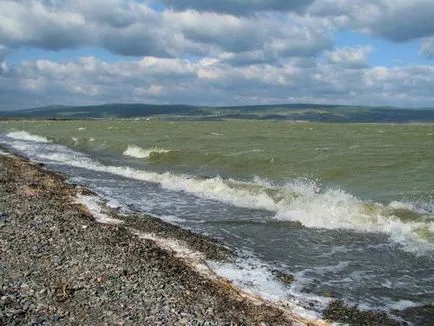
[0,149,11,156]
[4,138,434,254]
[6,131,51,143]
[225,149,264,157]
[123,145,170,159]
[209,258,325,320]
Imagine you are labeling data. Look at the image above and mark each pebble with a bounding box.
[0,155,295,325]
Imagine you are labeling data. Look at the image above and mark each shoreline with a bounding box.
[0,149,327,325]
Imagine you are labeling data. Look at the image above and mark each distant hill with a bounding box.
[1,103,434,123]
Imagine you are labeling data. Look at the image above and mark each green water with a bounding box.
[2,120,433,203]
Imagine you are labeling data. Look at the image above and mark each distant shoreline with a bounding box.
[1,117,434,125]
[1,103,434,123]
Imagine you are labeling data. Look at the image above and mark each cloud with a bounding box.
[0,0,181,56]
[308,0,434,42]
[1,0,433,56]
[0,0,90,50]
[307,0,434,58]
[0,0,433,109]
[0,0,333,60]
[0,44,9,76]
[420,37,434,59]
[363,1,434,42]
[165,10,333,58]
[157,0,314,15]
[327,46,373,68]
[2,55,434,110]
[0,44,8,56]
[0,60,8,76]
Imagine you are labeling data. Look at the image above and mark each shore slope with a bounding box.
[0,152,325,325]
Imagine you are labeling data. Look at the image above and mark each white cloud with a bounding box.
[308,0,434,57]
[0,60,9,76]
[0,0,333,59]
[2,55,434,109]
[158,0,313,15]
[420,37,434,58]
[0,0,90,49]
[0,0,433,109]
[327,46,373,68]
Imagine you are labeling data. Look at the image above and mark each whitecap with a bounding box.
[123,145,170,159]
[387,300,424,311]
[6,131,51,143]
[5,139,434,255]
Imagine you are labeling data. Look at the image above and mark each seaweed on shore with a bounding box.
[323,300,408,326]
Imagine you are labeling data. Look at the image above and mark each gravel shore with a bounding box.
[0,152,323,325]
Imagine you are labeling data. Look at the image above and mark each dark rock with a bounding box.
[272,269,295,285]
[323,300,407,326]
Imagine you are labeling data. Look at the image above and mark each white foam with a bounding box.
[387,299,424,311]
[389,201,414,210]
[274,189,434,254]
[291,262,351,294]
[161,215,188,224]
[210,260,287,300]
[6,131,51,143]
[290,262,352,303]
[0,149,11,156]
[226,149,263,157]
[130,231,323,322]
[106,199,122,209]
[209,259,325,320]
[5,139,434,254]
[75,195,123,225]
[123,145,170,159]
[133,230,206,266]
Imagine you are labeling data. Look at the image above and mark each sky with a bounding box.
[1,0,434,110]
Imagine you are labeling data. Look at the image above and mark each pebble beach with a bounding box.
[0,150,321,325]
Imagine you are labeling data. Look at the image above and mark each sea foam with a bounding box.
[5,137,434,255]
[123,145,170,159]
[6,131,51,143]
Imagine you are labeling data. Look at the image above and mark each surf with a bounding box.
[3,131,433,255]
[6,131,51,143]
[123,144,171,159]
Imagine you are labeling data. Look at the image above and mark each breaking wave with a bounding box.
[123,145,171,159]
[3,135,434,255]
[6,131,51,143]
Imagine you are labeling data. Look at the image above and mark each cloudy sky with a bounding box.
[1,0,434,110]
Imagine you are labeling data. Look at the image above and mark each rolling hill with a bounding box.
[1,103,434,123]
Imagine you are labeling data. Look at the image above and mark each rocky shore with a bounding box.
[0,151,326,325]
